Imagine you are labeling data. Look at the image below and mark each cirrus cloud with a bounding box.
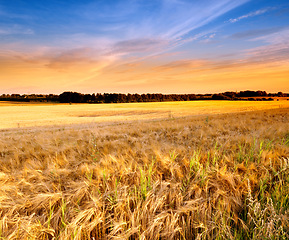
[227,7,273,23]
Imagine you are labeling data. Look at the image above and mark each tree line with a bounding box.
[0,91,288,103]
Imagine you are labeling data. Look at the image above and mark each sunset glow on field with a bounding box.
[0,100,289,129]
[1,0,289,94]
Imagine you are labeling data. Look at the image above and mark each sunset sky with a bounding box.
[0,0,289,94]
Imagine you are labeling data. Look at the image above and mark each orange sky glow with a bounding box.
[1,51,288,94]
[1,0,289,94]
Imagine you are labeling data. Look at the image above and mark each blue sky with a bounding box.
[0,0,289,93]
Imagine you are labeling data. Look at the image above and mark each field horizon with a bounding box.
[1,90,288,104]
[1,100,289,130]
[0,101,289,239]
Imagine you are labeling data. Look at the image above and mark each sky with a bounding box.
[0,0,289,94]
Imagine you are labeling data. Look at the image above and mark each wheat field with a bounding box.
[0,100,289,129]
[0,101,289,239]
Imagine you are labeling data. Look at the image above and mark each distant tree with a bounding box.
[239,91,256,97]
[257,91,267,96]
[59,92,83,103]
[212,94,230,100]
[223,92,236,99]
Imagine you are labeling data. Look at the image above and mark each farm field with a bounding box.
[0,100,289,129]
[0,101,289,239]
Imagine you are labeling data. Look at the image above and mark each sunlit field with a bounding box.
[0,101,289,239]
[0,100,289,129]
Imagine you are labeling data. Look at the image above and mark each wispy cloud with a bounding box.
[111,38,169,55]
[3,0,288,94]
[230,27,285,39]
[0,0,251,66]
[0,25,34,35]
[153,59,210,72]
[228,7,273,23]
[158,0,249,39]
[199,33,217,43]
[73,0,249,51]
[245,28,289,63]
[252,28,289,44]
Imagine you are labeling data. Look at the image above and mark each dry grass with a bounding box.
[0,103,289,239]
[1,100,289,129]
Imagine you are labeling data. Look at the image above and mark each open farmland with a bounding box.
[0,100,289,129]
[0,101,289,239]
